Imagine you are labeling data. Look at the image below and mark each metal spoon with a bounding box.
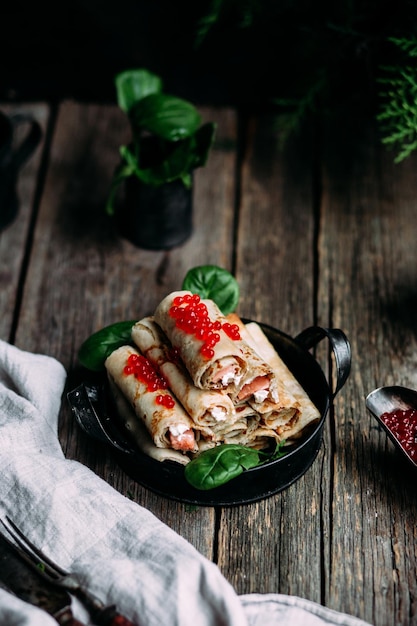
[67,383,134,453]
[366,385,417,469]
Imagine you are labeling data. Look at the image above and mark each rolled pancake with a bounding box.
[233,402,291,449]
[218,413,260,444]
[154,291,247,392]
[226,313,279,406]
[105,345,198,453]
[245,322,321,440]
[196,410,260,451]
[131,317,237,430]
[210,403,261,445]
[245,428,281,450]
[108,377,190,465]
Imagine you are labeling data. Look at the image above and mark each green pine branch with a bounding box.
[377,36,417,162]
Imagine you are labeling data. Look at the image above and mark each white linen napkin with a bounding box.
[0,339,372,626]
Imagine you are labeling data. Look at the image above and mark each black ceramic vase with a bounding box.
[116,175,193,250]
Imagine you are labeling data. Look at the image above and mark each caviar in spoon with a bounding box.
[366,385,417,469]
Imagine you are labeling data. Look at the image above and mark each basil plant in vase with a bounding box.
[106,68,217,250]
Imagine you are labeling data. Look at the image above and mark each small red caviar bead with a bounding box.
[169,305,181,318]
[222,322,241,340]
[201,345,215,359]
[168,294,241,360]
[156,394,175,408]
[124,353,168,394]
[195,328,208,340]
[205,332,220,347]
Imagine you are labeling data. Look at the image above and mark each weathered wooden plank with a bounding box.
[217,115,327,601]
[319,116,417,626]
[0,102,49,341]
[13,101,238,558]
[236,115,317,334]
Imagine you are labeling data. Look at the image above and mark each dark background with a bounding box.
[1,1,416,114]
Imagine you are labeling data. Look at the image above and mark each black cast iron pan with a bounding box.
[68,323,351,506]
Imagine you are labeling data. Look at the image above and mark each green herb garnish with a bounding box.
[78,320,137,371]
[106,68,216,215]
[184,441,287,490]
[182,265,239,315]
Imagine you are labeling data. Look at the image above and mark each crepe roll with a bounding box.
[154,291,247,392]
[260,393,300,432]
[226,313,279,407]
[196,411,260,450]
[105,345,198,453]
[131,317,237,429]
[217,411,260,445]
[245,427,281,450]
[108,378,190,465]
[245,322,321,439]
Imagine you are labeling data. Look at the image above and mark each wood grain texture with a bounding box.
[0,102,49,341]
[235,115,317,334]
[318,116,417,626]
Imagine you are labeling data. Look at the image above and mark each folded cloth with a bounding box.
[0,340,372,626]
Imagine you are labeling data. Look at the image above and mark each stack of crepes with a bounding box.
[105,291,321,465]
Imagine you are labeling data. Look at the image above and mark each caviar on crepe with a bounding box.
[123,353,174,408]
[168,293,241,359]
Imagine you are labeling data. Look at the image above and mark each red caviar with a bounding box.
[222,322,241,341]
[380,408,417,462]
[124,353,174,408]
[156,394,175,408]
[168,293,241,359]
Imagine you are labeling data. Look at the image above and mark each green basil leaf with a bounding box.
[184,444,262,490]
[78,321,137,371]
[182,265,240,314]
[268,440,287,461]
[131,94,201,141]
[115,69,162,113]
[257,440,287,463]
[135,138,196,186]
[118,126,216,187]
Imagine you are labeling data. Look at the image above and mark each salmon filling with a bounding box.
[236,375,270,403]
[169,428,197,451]
[210,364,241,387]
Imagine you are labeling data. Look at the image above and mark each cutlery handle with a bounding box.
[94,606,137,626]
[55,607,88,626]
[107,617,137,626]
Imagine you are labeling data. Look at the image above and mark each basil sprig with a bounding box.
[184,442,287,490]
[78,320,137,371]
[182,265,239,315]
[106,69,216,216]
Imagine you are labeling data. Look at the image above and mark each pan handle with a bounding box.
[294,326,351,398]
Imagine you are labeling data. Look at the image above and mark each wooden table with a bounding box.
[1,100,416,626]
